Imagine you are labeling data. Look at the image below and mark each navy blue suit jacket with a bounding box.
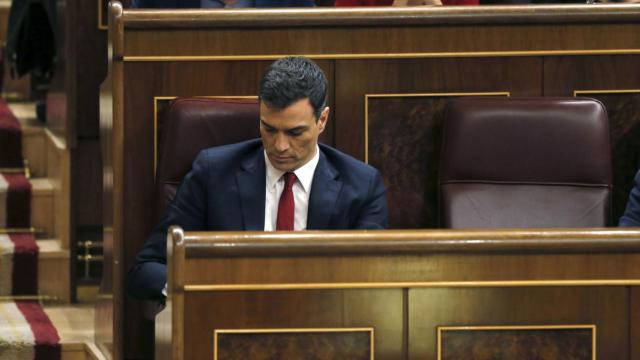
[620,170,640,227]
[127,139,388,299]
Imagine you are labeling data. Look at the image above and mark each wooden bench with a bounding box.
[158,227,640,359]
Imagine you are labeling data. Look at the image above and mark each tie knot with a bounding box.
[283,172,297,189]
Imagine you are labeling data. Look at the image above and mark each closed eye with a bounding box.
[287,129,304,136]
[261,121,277,133]
[286,126,307,137]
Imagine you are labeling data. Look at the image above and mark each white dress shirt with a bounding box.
[264,146,320,231]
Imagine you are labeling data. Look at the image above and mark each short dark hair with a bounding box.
[259,57,328,120]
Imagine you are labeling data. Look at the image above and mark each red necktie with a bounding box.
[276,172,297,230]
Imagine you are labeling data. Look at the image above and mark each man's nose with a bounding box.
[274,133,289,152]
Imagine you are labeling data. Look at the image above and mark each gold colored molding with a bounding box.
[184,279,640,292]
[152,95,258,177]
[574,89,640,97]
[122,49,640,63]
[0,227,40,235]
[437,324,596,360]
[119,3,640,30]
[0,167,29,178]
[0,295,59,301]
[364,92,510,163]
[213,327,374,360]
[98,0,107,30]
[0,159,32,178]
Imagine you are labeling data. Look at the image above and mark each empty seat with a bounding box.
[439,97,612,228]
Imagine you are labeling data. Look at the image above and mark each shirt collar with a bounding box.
[264,145,320,193]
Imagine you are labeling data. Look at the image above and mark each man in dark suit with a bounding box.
[620,170,640,227]
[127,57,388,300]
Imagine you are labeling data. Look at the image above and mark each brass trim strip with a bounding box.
[122,49,640,62]
[0,168,27,175]
[216,327,374,334]
[574,89,640,96]
[439,324,595,331]
[152,95,258,177]
[437,324,596,360]
[184,279,640,292]
[77,255,105,262]
[98,0,107,30]
[0,227,40,234]
[213,327,374,360]
[120,4,640,29]
[364,92,510,163]
[0,295,59,301]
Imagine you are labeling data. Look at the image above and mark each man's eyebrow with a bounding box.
[260,120,275,128]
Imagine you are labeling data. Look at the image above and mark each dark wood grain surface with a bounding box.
[103,4,640,359]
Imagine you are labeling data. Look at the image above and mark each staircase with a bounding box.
[8,102,70,302]
[2,102,100,360]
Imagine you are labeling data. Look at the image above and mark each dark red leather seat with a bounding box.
[439,97,612,228]
[155,97,260,214]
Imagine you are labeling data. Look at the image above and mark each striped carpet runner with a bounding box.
[0,233,38,296]
[0,99,60,359]
[0,301,60,359]
[1,172,32,229]
[0,98,23,169]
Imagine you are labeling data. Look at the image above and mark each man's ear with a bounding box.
[318,107,330,133]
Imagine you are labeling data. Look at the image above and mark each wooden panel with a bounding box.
[184,290,402,360]
[123,23,640,58]
[367,94,507,228]
[161,230,640,360]
[76,139,103,226]
[111,6,640,359]
[215,329,372,360]
[631,287,640,360]
[409,287,627,359]
[439,326,593,360]
[582,92,640,224]
[184,253,640,286]
[544,56,640,224]
[335,57,541,162]
[0,0,10,45]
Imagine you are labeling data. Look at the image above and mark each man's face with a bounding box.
[260,98,329,172]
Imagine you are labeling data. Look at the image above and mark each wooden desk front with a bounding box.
[157,227,640,359]
[101,4,640,357]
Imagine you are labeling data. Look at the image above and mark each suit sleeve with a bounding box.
[126,152,210,300]
[620,170,640,227]
[354,170,389,229]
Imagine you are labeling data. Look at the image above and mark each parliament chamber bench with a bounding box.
[101,3,640,358]
[157,227,640,359]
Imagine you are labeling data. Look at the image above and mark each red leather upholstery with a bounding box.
[155,97,260,214]
[439,97,612,228]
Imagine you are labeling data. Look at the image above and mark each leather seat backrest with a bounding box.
[155,97,260,215]
[439,97,612,228]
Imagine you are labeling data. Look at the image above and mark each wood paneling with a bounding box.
[543,56,640,223]
[124,23,640,58]
[187,290,399,360]
[335,58,541,160]
[158,229,640,359]
[104,4,640,359]
[411,287,624,359]
[368,93,509,228]
[215,329,372,360]
[438,326,593,360]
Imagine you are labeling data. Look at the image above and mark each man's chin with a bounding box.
[269,157,298,171]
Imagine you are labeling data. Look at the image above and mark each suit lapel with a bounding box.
[307,151,343,229]
[236,150,266,230]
